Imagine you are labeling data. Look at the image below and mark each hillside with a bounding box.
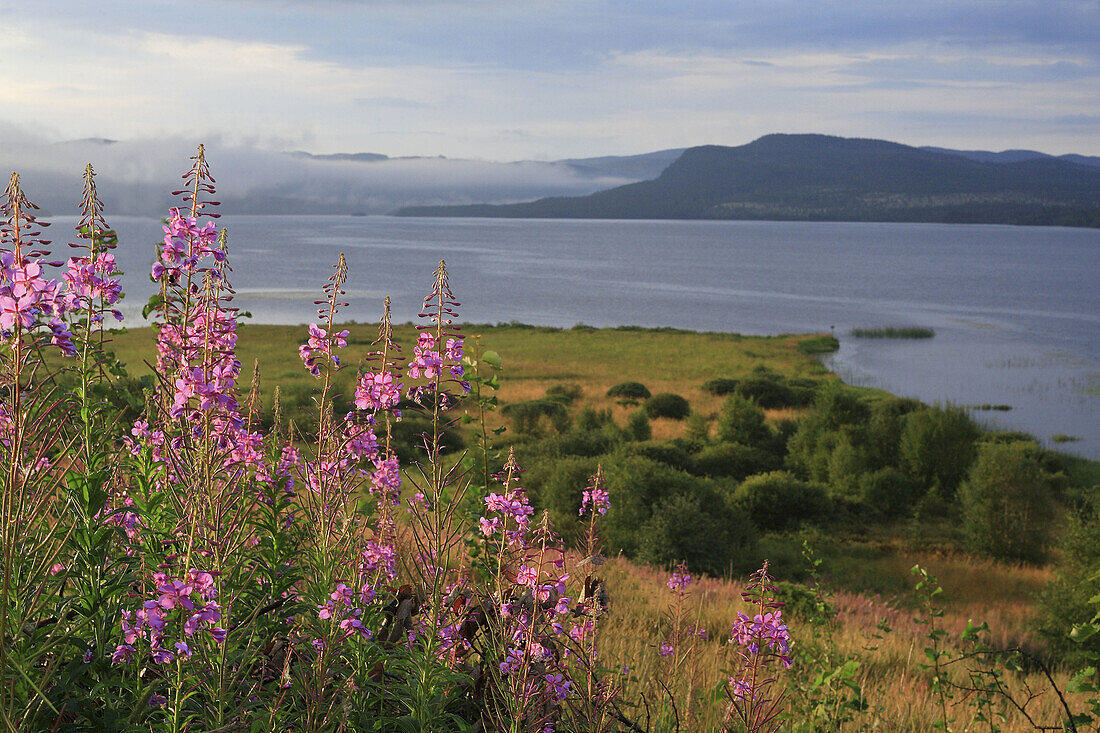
[395,134,1100,226]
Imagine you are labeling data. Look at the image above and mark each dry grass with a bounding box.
[591,555,1082,732]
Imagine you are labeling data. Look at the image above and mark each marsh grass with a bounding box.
[850,326,935,339]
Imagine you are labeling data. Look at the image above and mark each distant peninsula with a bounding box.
[395,134,1100,227]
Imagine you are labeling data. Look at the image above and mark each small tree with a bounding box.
[959,442,1056,563]
[626,410,651,441]
[716,394,771,446]
[900,404,980,499]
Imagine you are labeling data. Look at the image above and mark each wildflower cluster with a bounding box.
[112,570,225,666]
[725,561,791,732]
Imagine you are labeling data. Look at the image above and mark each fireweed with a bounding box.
[0,149,816,732]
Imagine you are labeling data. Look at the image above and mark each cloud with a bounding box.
[0,131,642,216]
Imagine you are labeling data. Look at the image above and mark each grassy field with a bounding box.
[105,322,835,438]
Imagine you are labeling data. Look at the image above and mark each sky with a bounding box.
[1,0,1098,160]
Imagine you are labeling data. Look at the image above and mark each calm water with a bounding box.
[50,215,1100,458]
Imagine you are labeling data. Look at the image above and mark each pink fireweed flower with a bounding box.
[579,484,609,516]
[729,610,791,666]
[354,370,402,412]
[667,565,693,592]
[516,565,539,587]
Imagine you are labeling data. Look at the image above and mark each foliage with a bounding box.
[690,442,778,481]
[733,471,831,532]
[899,404,980,500]
[605,381,650,403]
[716,393,772,446]
[643,391,691,420]
[958,441,1058,562]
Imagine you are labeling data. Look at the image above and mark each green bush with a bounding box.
[624,442,693,472]
[900,404,980,499]
[865,397,923,470]
[501,398,570,435]
[702,377,740,396]
[545,382,583,405]
[625,410,651,441]
[523,455,600,540]
[858,467,918,518]
[716,394,771,446]
[606,381,651,402]
[637,492,757,576]
[575,406,613,431]
[732,471,830,532]
[958,441,1056,563]
[643,392,690,420]
[690,442,777,481]
[1037,496,1100,663]
[521,428,620,460]
[601,455,708,558]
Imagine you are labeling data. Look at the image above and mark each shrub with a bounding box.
[601,455,707,557]
[900,404,980,499]
[1037,496,1100,662]
[643,392,690,420]
[735,374,795,409]
[690,442,777,481]
[501,398,569,435]
[958,441,1056,563]
[576,405,613,430]
[732,471,831,532]
[623,442,693,472]
[858,467,918,518]
[716,394,771,446]
[545,382,582,405]
[702,377,740,395]
[636,491,757,576]
[626,410,651,441]
[606,381,651,402]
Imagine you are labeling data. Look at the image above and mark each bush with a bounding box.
[958,441,1056,563]
[900,404,980,499]
[606,381,651,402]
[545,382,582,405]
[637,491,757,576]
[601,455,708,557]
[625,410,651,441]
[690,443,777,481]
[735,374,795,409]
[858,467,918,518]
[575,406,613,431]
[501,398,570,435]
[732,471,831,532]
[623,442,693,472]
[1038,496,1100,662]
[716,394,771,446]
[523,455,600,540]
[702,377,740,395]
[643,392,690,420]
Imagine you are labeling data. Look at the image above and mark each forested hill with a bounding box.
[395,134,1100,227]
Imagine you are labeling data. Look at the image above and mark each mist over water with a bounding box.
[53,214,1100,458]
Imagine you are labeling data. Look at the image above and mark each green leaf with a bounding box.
[1072,624,1099,644]
[142,293,165,319]
[1066,666,1098,694]
[482,350,502,369]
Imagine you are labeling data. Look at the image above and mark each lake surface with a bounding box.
[47,214,1100,458]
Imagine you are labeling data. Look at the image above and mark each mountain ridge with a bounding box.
[395,134,1100,227]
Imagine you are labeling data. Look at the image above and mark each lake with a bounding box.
[47,214,1100,459]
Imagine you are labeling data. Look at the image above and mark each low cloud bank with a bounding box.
[0,132,639,216]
